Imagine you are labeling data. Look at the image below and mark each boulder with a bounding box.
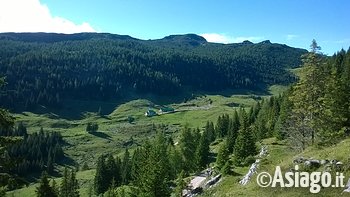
[304,159,321,168]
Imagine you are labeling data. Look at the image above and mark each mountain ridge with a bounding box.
[0,32,299,48]
[0,32,307,111]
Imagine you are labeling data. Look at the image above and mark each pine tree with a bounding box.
[138,132,171,197]
[192,128,201,150]
[121,149,131,185]
[288,40,325,149]
[274,92,292,140]
[167,143,182,180]
[216,141,230,170]
[227,110,240,153]
[179,126,196,173]
[105,154,117,187]
[174,170,187,197]
[234,109,257,165]
[94,155,108,194]
[0,77,15,175]
[36,171,57,197]
[320,49,350,143]
[215,114,230,138]
[47,152,54,174]
[59,167,80,197]
[205,121,216,143]
[195,130,210,170]
[60,167,69,197]
[69,170,79,197]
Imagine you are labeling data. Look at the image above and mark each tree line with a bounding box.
[35,167,79,197]
[0,123,65,191]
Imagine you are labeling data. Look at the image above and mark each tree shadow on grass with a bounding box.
[89,131,112,140]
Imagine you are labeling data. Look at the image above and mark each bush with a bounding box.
[127,116,135,123]
[86,122,98,133]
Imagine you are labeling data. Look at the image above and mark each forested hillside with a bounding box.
[0,33,306,111]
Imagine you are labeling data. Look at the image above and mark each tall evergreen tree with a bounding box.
[179,126,196,173]
[205,121,216,143]
[121,149,131,185]
[227,110,240,153]
[94,155,108,194]
[215,114,230,138]
[174,170,187,197]
[59,167,79,197]
[167,143,182,180]
[234,109,257,165]
[195,130,210,170]
[60,167,69,197]
[69,170,79,197]
[36,171,57,197]
[216,141,230,171]
[288,40,325,149]
[138,132,171,197]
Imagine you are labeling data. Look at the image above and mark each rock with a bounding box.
[320,159,329,165]
[330,159,338,165]
[304,159,321,168]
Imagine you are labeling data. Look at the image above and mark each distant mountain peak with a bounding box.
[260,40,271,44]
[160,34,207,46]
[163,34,207,42]
[242,40,253,44]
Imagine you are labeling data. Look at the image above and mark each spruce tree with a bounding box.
[60,167,69,197]
[320,49,350,143]
[205,121,216,143]
[94,155,108,194]
[288,40,325,148]
[179,126,196,173]
[105,154,117,186]
[36,171,57,197]
[195,130,210,170]
[216,141,230,170]
[215,114,230,138]
[121,149,131,185]
[227,110,240,153]
[70,170,80,197]
[167,143,182,180]
[234,109,257,165]
[138,132,171,197]
[175,170,187,197]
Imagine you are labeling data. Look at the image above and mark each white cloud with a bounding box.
[0,0,96,33]
[286,34,298,40]
[200,33,232,43]
[200,33,264,44]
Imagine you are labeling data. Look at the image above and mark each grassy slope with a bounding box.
[7,86,284,196]
[201,137,350,197]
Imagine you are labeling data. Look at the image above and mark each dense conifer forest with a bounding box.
[0,33,306,111]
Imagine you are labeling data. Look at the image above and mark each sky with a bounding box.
[0,0,349,55]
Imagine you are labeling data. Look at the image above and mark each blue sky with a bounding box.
[1,0,349,55]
